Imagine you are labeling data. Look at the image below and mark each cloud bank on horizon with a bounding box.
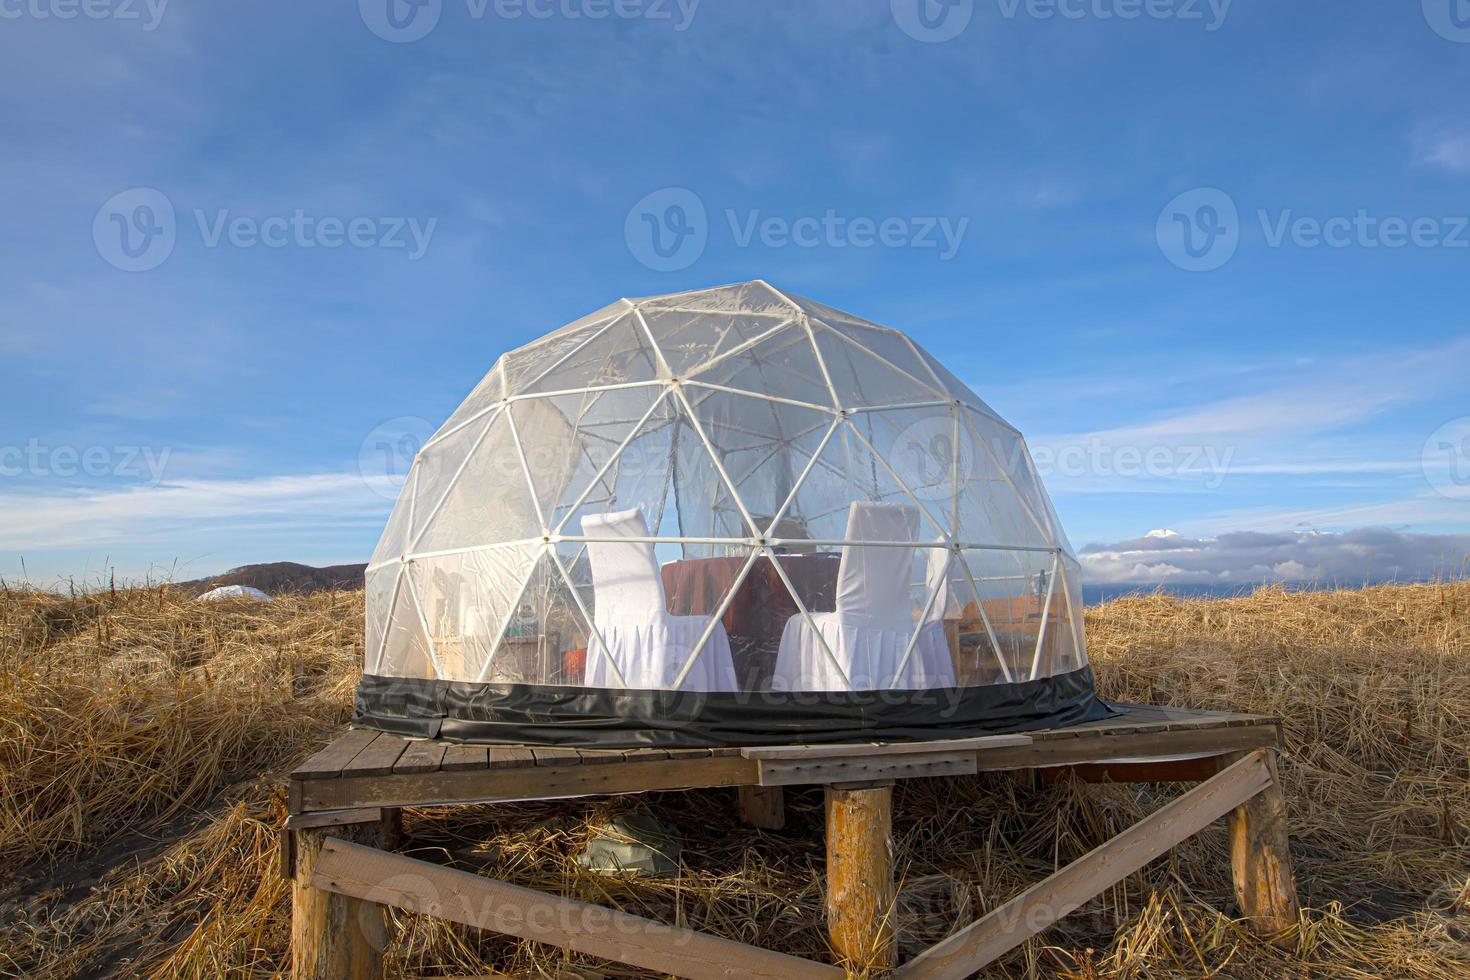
[1080,528,1470,585]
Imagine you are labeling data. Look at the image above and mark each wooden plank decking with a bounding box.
[289,703,1282,815]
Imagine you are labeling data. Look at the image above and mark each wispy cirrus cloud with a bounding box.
[0,472,393,553]
[1417,127,1470,175]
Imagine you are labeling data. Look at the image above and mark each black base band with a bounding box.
[353,667,1114,748]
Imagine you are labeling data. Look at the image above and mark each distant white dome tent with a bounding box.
[197,585,273,602]
[356,281,1106,746]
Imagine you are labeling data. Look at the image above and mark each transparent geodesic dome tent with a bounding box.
[355,281,1108,746]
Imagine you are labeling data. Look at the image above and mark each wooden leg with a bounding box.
[1223,749,1300,939]
[292,814,396,979]
[825,782,896,971]
[737,785,786,830]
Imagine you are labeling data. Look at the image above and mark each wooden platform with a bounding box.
[287,704,1299,978]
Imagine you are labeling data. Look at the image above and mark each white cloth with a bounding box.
[772,614,953,690]
[772,502,957,691]
[581,507,739,692]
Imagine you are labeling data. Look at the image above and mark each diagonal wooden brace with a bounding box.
[310,836,842,980]
[895,749,1281,979]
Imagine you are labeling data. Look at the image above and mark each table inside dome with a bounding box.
[660,552,840,688]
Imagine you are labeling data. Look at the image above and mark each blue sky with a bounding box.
[2,0,1468,587]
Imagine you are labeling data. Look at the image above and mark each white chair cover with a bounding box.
[772,502,957,691]
[923,541,952,624]
[580,508,739,691]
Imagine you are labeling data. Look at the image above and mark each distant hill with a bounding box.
[177,561,366,596]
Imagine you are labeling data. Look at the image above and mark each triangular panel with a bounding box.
[412,410,542,555]
[520,310,662,396]
[408,545,543,682]
[378,563,438,680]
[685,322,834,409]
[512,386,666,536]
[810,320,947,409]
[682,385,835,536]
[498,301,627,395]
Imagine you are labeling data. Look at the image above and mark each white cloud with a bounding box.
[0,472,394,552]
[1079,527,1470,585]
[1420,129,1470,175]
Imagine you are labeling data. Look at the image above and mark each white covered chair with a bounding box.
[580,508,739,691]
[772,502,957,691]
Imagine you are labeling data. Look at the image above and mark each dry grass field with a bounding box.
[1,581,1467,978]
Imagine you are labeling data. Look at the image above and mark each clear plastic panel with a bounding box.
[683,385,834,538]
[377,564,438,680]
[642,309,795,380]
[413,410,542,554]
[851,405,962,536]
[400,545,543,682]
[364,564,400,674]
[432,367,504,446]
[520,311,661,396]
[513,386,665,536]
[369,465,417,567]
[498,302,627,395]
[796,301,949,400]
[556,397,681,544]
[811,321,945,409]
[958,408,1056,550]
[683,323,833,409]
[951,548,1064,683]
[633,280,797,318]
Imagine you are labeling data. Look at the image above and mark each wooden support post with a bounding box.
[737,785,785,830]
[825,782,896,972]
[1223,749,1300,938]
[292,813,397,979]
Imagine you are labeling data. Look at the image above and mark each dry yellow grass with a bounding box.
[1,581,1466,978]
